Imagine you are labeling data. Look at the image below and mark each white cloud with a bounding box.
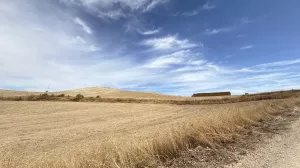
[256,59,300,68]
[143,0,168,12]
[204,27,233,35]
[202,1,216,10]
[71,36,87,45]
[142,35,198,51]
[174,72,215,82]
[144,56,184,68]
[0,1,109,91]
[240,17,253,24]
[181,1,215,17]
[74,17,93,34]
[182,10,199,17]
[240,45,253,50]
[88,45,101,52]
[63,0,168,20]
[143,50,192,68]
[187,59,206,65]
[97,9,127,20]
[205,17,254,37]
[172,66,205,72]
[138,28,161,35]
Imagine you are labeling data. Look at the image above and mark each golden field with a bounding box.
[0,87,230,100]
[0,99,299,168]
[0,88,300,168]
[0,87,182,99]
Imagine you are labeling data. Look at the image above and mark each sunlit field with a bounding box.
[1,98,299,168]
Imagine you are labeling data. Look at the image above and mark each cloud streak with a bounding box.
[204,27,233,35]
[141,35,198,51]
[138,28,161,35]
[202,1,216,10]
[74,17,93,34]
[182,1,216,17]
[63,0,169,20]
[256,59,300,68]
[240,45,253,50]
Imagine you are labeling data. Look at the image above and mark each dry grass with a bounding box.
[0,98,299,168]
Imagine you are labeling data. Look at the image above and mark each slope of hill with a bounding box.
[57,87,182,99]
[0,87,183,99]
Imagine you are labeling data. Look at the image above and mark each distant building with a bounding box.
[192,92,231,97]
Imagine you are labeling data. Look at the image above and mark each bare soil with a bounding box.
[227,107,300,168]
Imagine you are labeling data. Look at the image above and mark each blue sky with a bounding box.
[0,0,299,95]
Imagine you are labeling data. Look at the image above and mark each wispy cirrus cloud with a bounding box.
[171,66,205,72]
[205,16,253,36]
[240,45,254,50]
[141,35,198,51]
[63,0,169,20]
[240,17,253,24]
[204,27,233,35]
[182,10,199,17]
[182,1,215,16]
[137,28,161,35]
[143,0,169,12]
[143,50,188,68]
[143,50,202,69]
[202,1,216,10]
[74,17,93,34]
[256,58,300,68]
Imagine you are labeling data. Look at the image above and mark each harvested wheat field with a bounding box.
[1,98,300,168]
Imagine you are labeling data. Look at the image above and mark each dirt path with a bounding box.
[227,108,300,168]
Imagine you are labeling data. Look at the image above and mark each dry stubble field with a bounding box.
[1,98,299,168]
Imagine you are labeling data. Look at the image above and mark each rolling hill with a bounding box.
[0,87,183,99]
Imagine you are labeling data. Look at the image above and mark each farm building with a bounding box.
[192,92,231,97]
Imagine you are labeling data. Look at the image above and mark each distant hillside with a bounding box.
[56,87,180,99]
[0,87,183,99]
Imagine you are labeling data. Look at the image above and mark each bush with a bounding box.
[34,93,50,100]
[72,94,84,101]
[96,95,101,98]
[76,94,84,99]
[26,95,36,101]
[13,96,23,101]
[57,94,65,97]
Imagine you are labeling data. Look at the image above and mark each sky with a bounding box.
[0,0,299,95]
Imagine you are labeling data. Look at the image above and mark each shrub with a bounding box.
[96,95,101,98]
[34,93,50,100]
[57,94,65,97]
[72,94,84,101]
[13,96,23,101]
[76,94,84,99]
[26,95,36,101]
